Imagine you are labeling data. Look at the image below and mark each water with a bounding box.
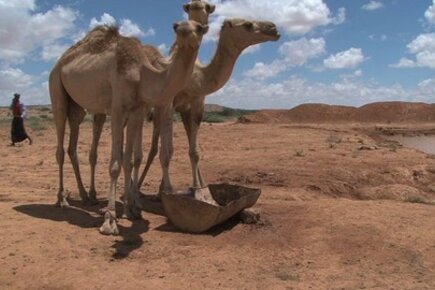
[388,135,435,155]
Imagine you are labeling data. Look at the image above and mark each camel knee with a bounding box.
[67,146,77,159]
[159,153,170,168]
[189,149,199,163]
[56,148,65,164]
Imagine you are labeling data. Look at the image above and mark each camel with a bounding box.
[49,20,208,235]
[56,0,215,207]
[138,18,281,191]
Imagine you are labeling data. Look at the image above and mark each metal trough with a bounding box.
[161,184,261,233]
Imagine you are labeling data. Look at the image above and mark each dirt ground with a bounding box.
[1,117,435,289]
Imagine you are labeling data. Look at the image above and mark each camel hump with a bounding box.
[116,36,145,75]
[59,25,120,65]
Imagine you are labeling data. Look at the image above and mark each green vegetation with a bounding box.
[27,116,47,131]
[404,196,433,205]
[202,107,257,123]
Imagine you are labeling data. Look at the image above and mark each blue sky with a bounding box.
[1,0,435,109]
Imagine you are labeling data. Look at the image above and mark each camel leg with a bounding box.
[122,108,143,220]
[67,101,88,203]
[99,110,124,236]
[49,67,70,207]
[138,108,160,189]
[53,108,68,206]
[180,107,205,189]
[88,114,106,205]
[158,105,174,194]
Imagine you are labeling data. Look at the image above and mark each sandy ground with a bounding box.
[0,117,435,290]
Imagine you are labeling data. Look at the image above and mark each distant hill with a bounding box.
[239,102,435,124]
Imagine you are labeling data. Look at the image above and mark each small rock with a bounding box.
[240,208,261,224]
[358,145,378,151]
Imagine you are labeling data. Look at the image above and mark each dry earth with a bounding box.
[0,107,435,289]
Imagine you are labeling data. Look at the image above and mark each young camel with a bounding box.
[49,21,208,235]
[58,0,215,206]
[138,18,281,191]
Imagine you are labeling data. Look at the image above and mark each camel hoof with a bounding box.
[88,189,98,203]
[99,211,119,236]
[55,198,70,208]
[122,204,142,220]
[79,191,89,204]
[56,190,70,207]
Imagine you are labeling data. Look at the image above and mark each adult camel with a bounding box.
[55,0,215,206]
[138,19,281,192]
[49,20,208,235]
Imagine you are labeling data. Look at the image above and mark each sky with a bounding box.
[1,0,435,109]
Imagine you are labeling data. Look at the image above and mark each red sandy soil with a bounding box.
[0,105,435,289]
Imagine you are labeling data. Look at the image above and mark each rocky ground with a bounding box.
[0,110,434,289]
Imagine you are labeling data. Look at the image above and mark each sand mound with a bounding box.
[239,101,435,124]
[354,102,435,123]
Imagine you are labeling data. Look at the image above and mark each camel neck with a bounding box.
[199,38,242,95]
[142,45,199,104]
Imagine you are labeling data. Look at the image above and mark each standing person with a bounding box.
[9,93,32,146]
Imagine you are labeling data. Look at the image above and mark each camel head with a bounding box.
[183,0,215,25]
[173,20,209,50]
[220,18,281,49]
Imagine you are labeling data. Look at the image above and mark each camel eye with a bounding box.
[244,22,254,30]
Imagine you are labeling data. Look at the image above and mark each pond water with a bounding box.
[388,135,435,155]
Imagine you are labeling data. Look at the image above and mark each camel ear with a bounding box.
[206,4,216,14]
[183,4,190,13]
[173,22,180,32]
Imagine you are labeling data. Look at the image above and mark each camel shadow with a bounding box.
[13,197,149,260]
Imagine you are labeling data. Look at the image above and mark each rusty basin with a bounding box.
[161,184,261,233]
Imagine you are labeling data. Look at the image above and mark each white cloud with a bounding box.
[208,75,418,109]
[0,67,50,106]
[158,43,169,55]
[89,13,116,28]
[41,43,70,61]
[390,57,415,68]
[0,67,35,90]
[245,38,326,79]
[242,44,262,55]
[120,19,155,37]
[206,0,345,41]
[332,7,346,25]
[401,33,435,68]
[362,1,384,11]
[279,38,326,66]
[90,13,154,38]
[324,48,366,69]
[354,70,363,76]
[0,1,78,62]
[425,1,435,24]
[244,61,287,80]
